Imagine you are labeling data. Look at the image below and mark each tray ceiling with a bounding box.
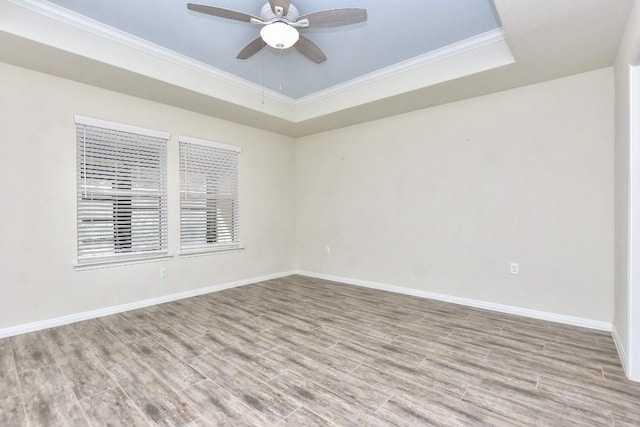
[0,0,632,136]
[42,0,502,99]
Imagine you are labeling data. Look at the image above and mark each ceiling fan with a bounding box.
[186,0,367,64]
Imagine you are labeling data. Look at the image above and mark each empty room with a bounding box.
[1,0,640,425]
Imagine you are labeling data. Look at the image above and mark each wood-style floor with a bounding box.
[0,275,638,426]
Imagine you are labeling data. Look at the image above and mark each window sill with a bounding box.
[178,246,244,258]
[74,253,173,271]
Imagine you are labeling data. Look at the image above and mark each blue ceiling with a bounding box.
[45,0,501,98]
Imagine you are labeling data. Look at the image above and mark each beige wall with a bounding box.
[0,62,296,329]
[0,60,618,333]
[614,0,640,379]
[296,68,615,322]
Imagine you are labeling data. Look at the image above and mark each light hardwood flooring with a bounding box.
[0,275,638,426]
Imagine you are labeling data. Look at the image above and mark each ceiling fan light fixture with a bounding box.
[260,22,299,49]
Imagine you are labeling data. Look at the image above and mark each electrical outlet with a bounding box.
[510,263,519,275]
[325,245,331,255]
[160,268,168,279]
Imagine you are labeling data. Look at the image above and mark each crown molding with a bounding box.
[293,30,514,122]
[295,28,506,107]
[6,0,294,105]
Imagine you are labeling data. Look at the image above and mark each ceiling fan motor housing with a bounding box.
[261,3,299,21]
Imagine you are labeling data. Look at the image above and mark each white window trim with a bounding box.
[75,116,170,267]
[178,246,245,258]
[178,135,242,152]
[178,135,241,256]
[74,115,170,140]
[74,252,173,271]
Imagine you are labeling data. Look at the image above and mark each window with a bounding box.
[75,116,169,265]
[179,136,241,253]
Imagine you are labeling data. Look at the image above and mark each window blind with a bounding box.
[76,117,169,261]
[179,136,241,252]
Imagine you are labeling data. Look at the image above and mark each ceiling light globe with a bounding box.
[260,22,299,50]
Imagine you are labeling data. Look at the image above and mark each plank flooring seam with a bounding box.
[1,275,638,426]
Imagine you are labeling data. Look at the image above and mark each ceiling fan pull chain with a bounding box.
[279,49,283,93]
[262,42,266,105]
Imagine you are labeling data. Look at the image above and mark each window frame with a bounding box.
[74,116,171,269]
[178,135,242,256]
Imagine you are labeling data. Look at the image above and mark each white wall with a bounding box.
[0,62,296,330]
[296,68,615,322]
[614,0,640,380]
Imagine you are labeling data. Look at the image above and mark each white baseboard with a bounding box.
[1,269,615,340]
[0,270,296,339]
[294,270,612,332]
[612,324,630,376]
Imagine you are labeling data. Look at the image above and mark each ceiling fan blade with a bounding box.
[294,35,327,64]
[269,0,291,16]
[187,3,258,23]
[236,37,265,60]
[301,8,367,28]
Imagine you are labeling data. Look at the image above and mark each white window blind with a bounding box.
[179,136,241,252]
[76,117,169,262]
